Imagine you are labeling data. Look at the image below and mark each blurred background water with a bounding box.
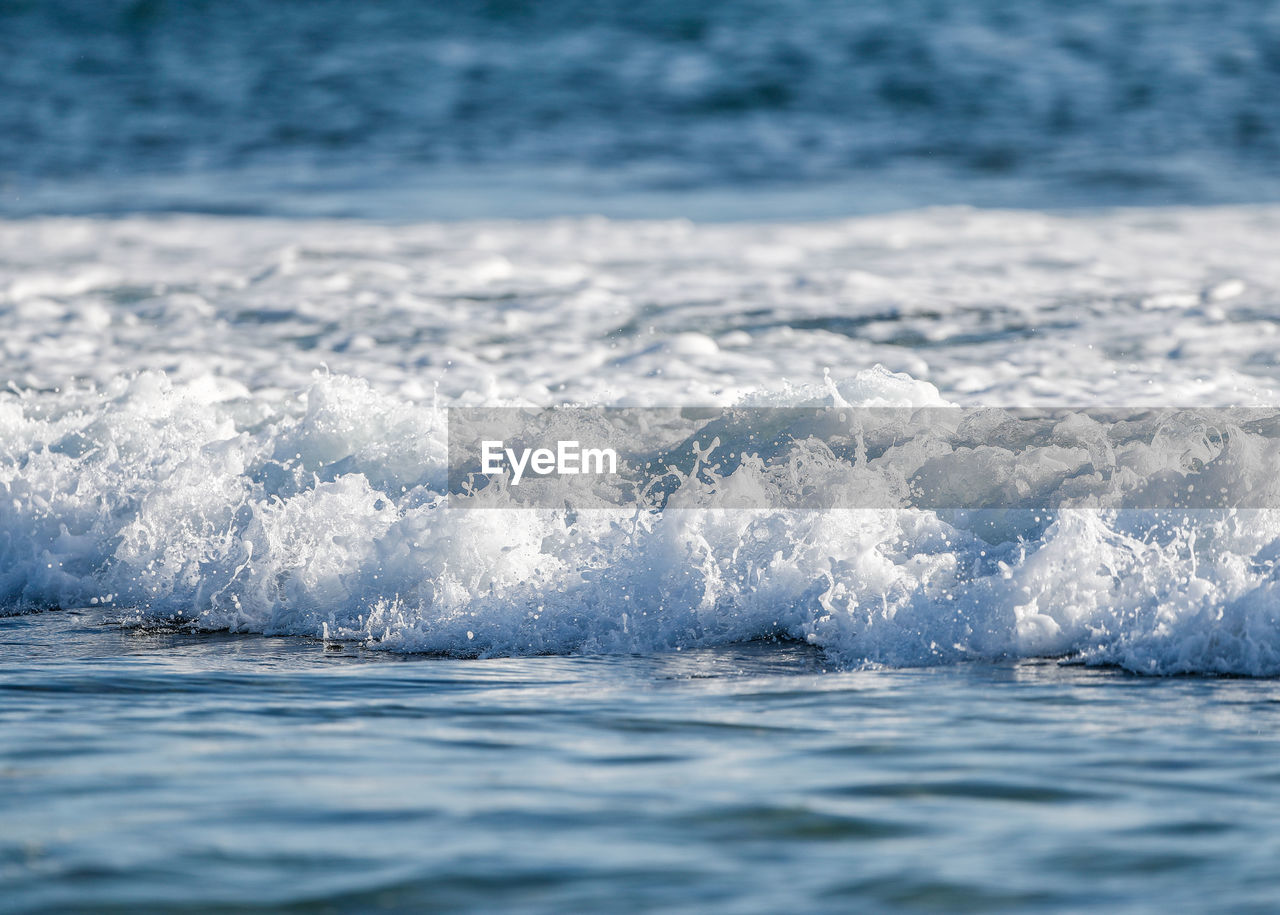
[3,0,1279,217]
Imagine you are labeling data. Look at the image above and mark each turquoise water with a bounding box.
[5,609,1280,913]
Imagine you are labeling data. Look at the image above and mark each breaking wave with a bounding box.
[5,366,1280,676]
[4,207,1280,674]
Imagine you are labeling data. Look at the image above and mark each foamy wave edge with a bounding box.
[4,365,1280,676]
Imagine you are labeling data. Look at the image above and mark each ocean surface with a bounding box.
[3,0,1280,217]
[6,206,1280,912]
[7,610,1280,914]
[5,1,1280,911]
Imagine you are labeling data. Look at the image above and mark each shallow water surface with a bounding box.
[4,610,1280,913]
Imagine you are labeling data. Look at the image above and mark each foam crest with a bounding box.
[4,208,1280,674]
[5,364,1280,675]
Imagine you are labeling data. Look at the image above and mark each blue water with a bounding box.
[3,0,1279,217]
[6,609,1280,914]
[5,1,1280,910]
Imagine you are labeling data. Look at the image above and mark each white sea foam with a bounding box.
[3,207,1280,674]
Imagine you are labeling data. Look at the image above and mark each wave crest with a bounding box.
[5,367,1280,675]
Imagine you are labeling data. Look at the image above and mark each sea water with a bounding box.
[4,207,1280,912]
[4,209,1280,673]
[5,1,1280,911]
[8,612,1280,913]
